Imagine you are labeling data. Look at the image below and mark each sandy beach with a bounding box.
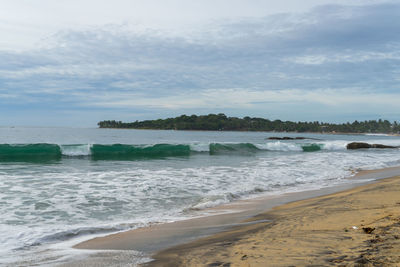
[62,169,400,267]
[147,176,400,267]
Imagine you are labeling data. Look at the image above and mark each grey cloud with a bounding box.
[0,2,399,123]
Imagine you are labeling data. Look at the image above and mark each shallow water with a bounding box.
[1,127,400,266]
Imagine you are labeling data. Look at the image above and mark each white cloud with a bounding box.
[0,0,393,50]
[84,88,400,110]
[287,50,400,65]
[0,62,159,79]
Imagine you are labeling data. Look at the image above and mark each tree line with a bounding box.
[98,113,400,134]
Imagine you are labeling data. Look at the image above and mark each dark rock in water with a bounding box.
[371,144,397,149]
[346,142,372,149]
[268,137,307,140]
[346,142,397,149]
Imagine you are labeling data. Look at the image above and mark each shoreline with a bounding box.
[149,174,400,267]
[60,166,400,266]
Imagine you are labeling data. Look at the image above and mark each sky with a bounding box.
[0,0,399,126]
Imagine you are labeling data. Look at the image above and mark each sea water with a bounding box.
[1,127,400,266]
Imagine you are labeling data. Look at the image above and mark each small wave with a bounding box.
[186,193,240,211]
[186,187,272,212]
[90,144,191,160]
[0,144,61,162]
[301,144,323,152]
[256,142,302,152]
[320,141,348,150]
[30,223,138,247]
[209,143,259,155]
[365,133,391,136]
[60,144,92,156]
[189,143,210,152]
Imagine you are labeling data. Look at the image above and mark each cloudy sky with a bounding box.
[1,0,399,126]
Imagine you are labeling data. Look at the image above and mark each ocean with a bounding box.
[1,127,400,266]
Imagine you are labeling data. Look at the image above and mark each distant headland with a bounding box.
[98,113,400,134]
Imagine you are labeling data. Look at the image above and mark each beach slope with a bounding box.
[149,177,400,266]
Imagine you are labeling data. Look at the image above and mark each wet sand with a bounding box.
[66,167,400,266]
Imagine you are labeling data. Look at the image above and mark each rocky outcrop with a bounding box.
[372,144,398,149]
[268,137,306,140]
[267,137,322,141]
[346,142,398,149]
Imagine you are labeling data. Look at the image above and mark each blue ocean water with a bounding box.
[1,127,400,266]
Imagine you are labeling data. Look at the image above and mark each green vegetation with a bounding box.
[98,113,400,134]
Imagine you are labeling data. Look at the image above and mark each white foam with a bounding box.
[60,144,92,156]
[256,141,302,151]
[319,141,348,150]
[258,140,354,151]
[365,133,390,136]
[189,143,210,152]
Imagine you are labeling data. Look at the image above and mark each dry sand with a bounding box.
[148,176,400,267]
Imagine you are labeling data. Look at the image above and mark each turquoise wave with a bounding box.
[301,144,323,152]
[90,144,191,160]
[209,143,260,155]
[0,144,62,162]
[0,142,334,162]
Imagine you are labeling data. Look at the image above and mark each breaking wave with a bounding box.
[0,140,377,161]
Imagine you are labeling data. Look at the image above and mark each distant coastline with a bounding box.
[98,113,400,134]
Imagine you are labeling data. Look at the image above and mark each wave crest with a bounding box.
[0,141,354,161]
